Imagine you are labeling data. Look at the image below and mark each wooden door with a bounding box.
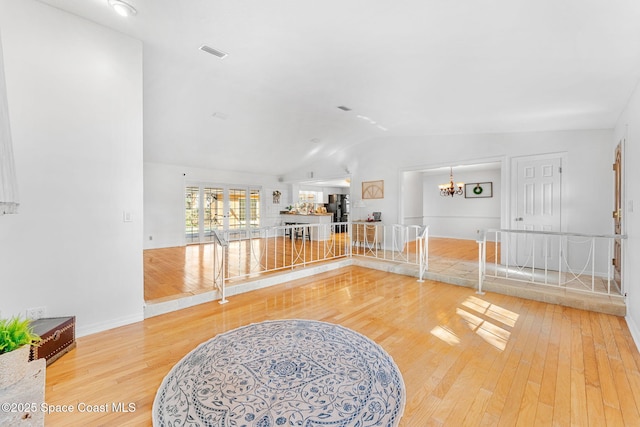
[511,155,562,268]
[613,142,623,286]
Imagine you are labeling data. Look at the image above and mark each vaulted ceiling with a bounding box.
[37,0,640,175]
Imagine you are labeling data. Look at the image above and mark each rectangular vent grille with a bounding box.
[199,45,228,59]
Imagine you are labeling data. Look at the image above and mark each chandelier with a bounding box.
[438,167,464,197]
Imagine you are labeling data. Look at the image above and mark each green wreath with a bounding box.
[473,184,483,195]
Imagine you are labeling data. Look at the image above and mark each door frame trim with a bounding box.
[508,152,567,233]
[506,152,567,267]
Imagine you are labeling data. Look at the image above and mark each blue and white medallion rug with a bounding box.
[153,319,405,426]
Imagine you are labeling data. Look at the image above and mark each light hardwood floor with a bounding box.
[144,234,350,301]
[143,236,492,302]
[45,264,640,426]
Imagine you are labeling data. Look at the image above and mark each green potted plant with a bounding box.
[0,316,41,389]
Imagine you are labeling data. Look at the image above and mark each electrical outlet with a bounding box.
[26,306,46,320]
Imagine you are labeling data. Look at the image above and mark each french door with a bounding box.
[185,184,261,243]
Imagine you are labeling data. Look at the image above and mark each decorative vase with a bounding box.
[0,345,30,389]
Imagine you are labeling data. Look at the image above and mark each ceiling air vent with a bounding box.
[199,45,228,59]
[337,106,352,111]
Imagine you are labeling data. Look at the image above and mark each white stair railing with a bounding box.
[210,222,430,302]
[211,229,229,304]
[478,229,627,296]
[414,225,429,282]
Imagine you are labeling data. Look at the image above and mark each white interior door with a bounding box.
[511,155,562,268]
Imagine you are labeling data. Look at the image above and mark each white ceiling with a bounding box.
[299,178,352,189]
[37,0,640,176]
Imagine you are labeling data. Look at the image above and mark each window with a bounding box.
[185,185,261,242]
[298,190,323,203]
[185,186,200,243]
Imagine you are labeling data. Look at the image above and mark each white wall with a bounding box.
[614,80,640,348]
[0,0,144,336]
[401,171,424,226]
[144,162,283,249]
[422,168,501,239]
[286,129,613,239]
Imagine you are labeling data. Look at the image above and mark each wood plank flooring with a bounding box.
[428,237,499,262]
[44,265,640,426]
[144,234,349,301]
[143,236,492,302]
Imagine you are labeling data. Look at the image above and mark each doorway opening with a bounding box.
[401,161,503,238]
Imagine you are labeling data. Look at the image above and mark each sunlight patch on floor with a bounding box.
[457,308,510,351]
[456,295,520,351]
[430,325,460,346]
[462,295,519,327]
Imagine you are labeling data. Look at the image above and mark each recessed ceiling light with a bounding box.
[200,45,228,59]
[108,0,137,17]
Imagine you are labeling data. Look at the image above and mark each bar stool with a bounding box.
[294,224,311,241]
[284,221,296,239]
[284,221,311,240]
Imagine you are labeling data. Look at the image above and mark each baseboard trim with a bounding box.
[626,314,640,352]
[76,312,144,338]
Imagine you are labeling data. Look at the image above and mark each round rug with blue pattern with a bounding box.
[153,319,405,426]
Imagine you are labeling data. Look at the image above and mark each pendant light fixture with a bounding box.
[438,167,464,197]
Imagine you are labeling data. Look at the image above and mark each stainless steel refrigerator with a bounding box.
[327,194,349,231]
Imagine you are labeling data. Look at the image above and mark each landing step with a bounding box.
[352,257,626,316]
[144,257,625,318]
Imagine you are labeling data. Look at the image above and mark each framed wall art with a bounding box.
[465,182,493,198]
[362,180,384,199]
[272,190,281,204]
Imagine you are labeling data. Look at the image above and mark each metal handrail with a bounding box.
[211,229,229,304]
[477,228,627,297]
[417,226,429,282]
[209,222,430,302]
[487,228,626,239]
